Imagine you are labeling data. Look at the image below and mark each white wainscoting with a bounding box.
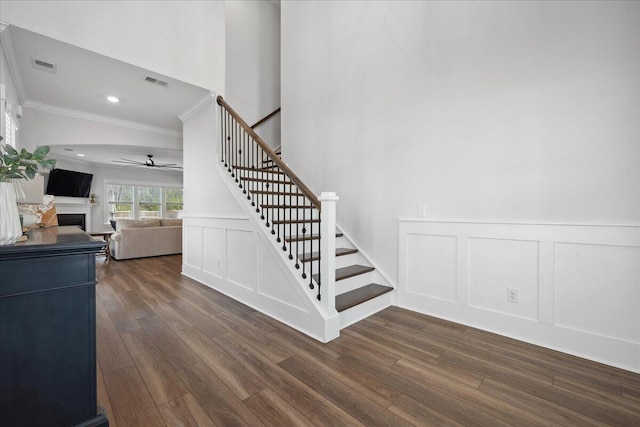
[182,215,327,340]
[399,220,640,373]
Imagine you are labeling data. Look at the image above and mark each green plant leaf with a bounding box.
[33,146,49,158]
[41,159,56,170]
[0,145,55,181]
[20,148,33,159]
[25,168,36,179]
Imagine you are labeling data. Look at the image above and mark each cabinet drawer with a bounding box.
[0,254,96,297]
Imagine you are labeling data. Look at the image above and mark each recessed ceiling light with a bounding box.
[77,153,86,157]
[106,95,119,103]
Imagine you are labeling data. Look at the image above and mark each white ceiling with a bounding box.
[3,25,212,169]
[48,145,184,173]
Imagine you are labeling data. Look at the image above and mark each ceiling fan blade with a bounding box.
[112,159,143,164]
[154,165,183,169]
[112,158,141,164]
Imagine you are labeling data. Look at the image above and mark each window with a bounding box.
[1,85,18,148]
[106,183,183,222]
[107,184,134,220]
[4,111,17,148]
[138,186,161,219]
[164,188,184,219]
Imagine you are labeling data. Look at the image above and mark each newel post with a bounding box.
[319,192,339,314]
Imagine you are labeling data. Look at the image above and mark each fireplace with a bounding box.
[57,214,86,231]
[54,197,93,232]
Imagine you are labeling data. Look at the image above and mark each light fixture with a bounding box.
[106,95,119,103]
[77,153,86,157]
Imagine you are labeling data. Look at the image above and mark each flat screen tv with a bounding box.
[46,168,93,198]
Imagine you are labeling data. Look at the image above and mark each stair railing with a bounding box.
[250,107,281,129]
[217,96,335,309]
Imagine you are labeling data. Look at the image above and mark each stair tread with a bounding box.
[273,218,320,225]
[260,204,316,209]
[300,247,358,262]
[252,190,305,196]
[335,284,393,312]
[233,166,286,174]
[242,177,293,184]
[285,232,343,242]
[335,264,375,281]
[312,264,375,284]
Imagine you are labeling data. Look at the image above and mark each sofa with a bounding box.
[109,218,182,260]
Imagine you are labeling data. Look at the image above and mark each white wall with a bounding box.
[282,1,640,368]
[20,107,181,153]
[0,26,21,145]
[225,0,281,148]
[282,0,640,281]
[182,97,243,218]
[0,0,225,91]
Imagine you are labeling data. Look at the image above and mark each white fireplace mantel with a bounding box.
[55,197,94,231]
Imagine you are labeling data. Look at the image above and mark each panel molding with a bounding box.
[399,219,640,373]
[182,216,327,342]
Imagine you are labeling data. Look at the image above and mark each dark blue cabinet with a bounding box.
[0,226,108,426]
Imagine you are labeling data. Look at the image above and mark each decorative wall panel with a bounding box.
[399,220,640,372]
[406,233,457,302]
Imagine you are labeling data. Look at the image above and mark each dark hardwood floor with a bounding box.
[95,255,640,426]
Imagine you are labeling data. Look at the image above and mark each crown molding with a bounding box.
[0,23,27,105]
[23,100,183,138]
[178,91,215,122]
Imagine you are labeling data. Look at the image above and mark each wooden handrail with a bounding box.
[217,96,320,210]
[251,107,281,129]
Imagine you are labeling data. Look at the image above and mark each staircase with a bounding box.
[216,96,394,339]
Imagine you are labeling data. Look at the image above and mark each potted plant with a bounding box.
[0,143,56,245]
[90,193,97,204]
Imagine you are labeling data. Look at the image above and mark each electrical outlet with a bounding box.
[217,259,221,269]
[507,288,519,303]
[417,204,426,217]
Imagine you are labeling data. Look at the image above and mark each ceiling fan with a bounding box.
[112,154,182,170]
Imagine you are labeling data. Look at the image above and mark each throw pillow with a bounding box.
[38,195,58,227]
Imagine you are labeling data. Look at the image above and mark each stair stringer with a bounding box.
[214,163,340,342]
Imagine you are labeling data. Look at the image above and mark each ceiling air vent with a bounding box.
[143,75,169,88]
[31,58,57,74]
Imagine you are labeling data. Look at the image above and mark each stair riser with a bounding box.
[268,222,322,237]
[231,169,290,181]
[262,221,319,236]
[257,209,320,222]
[339,291,394,330]
[302,253,358,272]
[241,179,298,189]
[335,270,386,296]
[280,235,347,253]
[241,193,310,204]
[231,180,291,191]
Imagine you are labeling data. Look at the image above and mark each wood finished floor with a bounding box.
[96,255,640,426]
